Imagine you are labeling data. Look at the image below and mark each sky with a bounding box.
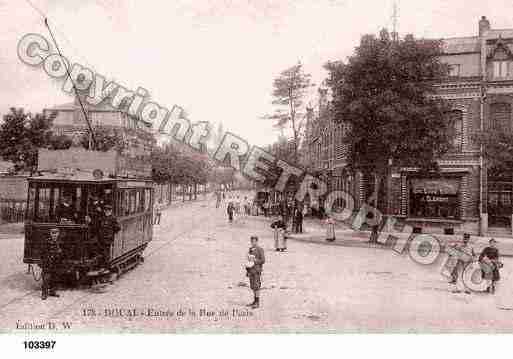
[1,0,513,146]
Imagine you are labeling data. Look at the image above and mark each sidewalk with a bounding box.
[245,215,513,257]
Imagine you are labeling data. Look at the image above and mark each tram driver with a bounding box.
[56,194,78,224]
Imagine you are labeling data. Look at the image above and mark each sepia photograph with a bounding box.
[2,0,513,354]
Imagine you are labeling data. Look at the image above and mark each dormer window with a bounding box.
[493,60,509,78]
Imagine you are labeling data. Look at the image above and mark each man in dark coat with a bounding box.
[245,236,265,309]
[227,202,234,223]
[41,227,62,300]
[98,205,121,268]
[85,194,104,260]
[294,206,303,233]
[56,195,77,223]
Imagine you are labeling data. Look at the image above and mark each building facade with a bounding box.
[305,16,513,236]
[44,96,154,158]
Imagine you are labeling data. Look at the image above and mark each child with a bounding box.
[326,216,336,242]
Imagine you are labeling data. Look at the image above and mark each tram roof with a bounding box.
[28,172,152,184]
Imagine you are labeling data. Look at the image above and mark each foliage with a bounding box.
[0,108,55,172]
[151,143,212,185]
[474,129,513,176]
[325,30,452,210]
[80,126,128,152]
[48,134,73,150]
[209,166,236,188]
[263,62,315,164]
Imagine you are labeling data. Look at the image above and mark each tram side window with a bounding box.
[123,190,130,216]
[135,190,141,213]
[36,187,52,222]
[117,188,151,216]
[144,189,151,212]
[26,186,36,220]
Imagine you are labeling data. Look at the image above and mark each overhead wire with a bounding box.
[23,0,98,149]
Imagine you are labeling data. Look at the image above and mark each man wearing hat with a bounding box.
[98,204,121,268]
[41,228,62,300]
[245,236,265,309]
[447,233,475,294]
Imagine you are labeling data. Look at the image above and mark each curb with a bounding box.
[287,234,513,257]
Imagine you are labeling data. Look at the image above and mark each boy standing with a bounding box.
[245,236,265,309]
[41,228,62,300]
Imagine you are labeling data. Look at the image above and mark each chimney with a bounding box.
[479,16,490,36]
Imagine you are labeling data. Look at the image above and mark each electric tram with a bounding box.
[23,148,154,284]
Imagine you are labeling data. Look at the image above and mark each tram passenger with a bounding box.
[98,205,121,268]
[87,194,104,227]
[41,228,62,300]
[56,195,77,223]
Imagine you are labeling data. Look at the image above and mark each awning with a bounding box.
[410,178,460,195]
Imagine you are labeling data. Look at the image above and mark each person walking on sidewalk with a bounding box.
[325,215,336,242]
[154,200,163,225]
[215,191,221,209]
[271,216,287,252]
[227,201,235,223]
[245,236,265,309]
[293,205,303,233]
[479,238,502,294]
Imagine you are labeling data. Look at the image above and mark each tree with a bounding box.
[48,134,73,150]
[151,142,212,199]
[474,129,513,177]
[80,127,127,152]
[325,30,452,216]
[264,62,315,164]
[0,108,55,172]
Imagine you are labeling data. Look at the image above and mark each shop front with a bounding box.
[408,178,461,220]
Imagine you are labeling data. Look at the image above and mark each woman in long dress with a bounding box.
[271,216,287,252]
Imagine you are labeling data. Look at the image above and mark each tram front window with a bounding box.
[30,183,86,223]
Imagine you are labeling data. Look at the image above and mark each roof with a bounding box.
[485,29,513,39]
[28,172,118,183]
[45,101,152,126]
[441,36,480,54]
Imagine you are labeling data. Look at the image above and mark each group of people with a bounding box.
[225,194,252,223]
[447,233,503,294]
[40,193,121,300]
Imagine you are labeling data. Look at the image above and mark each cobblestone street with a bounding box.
[1,194,513,333]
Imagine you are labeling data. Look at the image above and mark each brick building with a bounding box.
[305,16,513,236]
[43,95,154,156]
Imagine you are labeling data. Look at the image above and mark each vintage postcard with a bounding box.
[2,1,513,351]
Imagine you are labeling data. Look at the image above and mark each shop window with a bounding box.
[408,178,460,219]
